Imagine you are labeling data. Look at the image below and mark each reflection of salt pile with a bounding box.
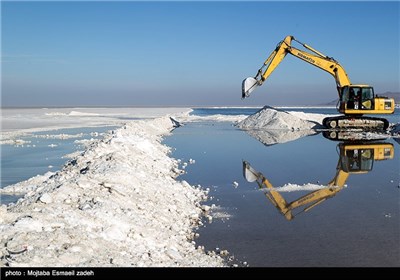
[236,106,319,145]
[244,129,318,146]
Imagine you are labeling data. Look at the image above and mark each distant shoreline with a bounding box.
[1,105,337,110]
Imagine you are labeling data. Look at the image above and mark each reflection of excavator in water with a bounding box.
[243,142,394,220]
[242,35,395,130]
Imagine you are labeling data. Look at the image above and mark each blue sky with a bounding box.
[2,1,399,107]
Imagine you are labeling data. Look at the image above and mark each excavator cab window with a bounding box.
[360,149,374,170]
[340,86,358,109]
[341,87,349,102]
[339,87,349,111]
[361,87,374,109]
[346,87,361,109]
[341,86,374,110]
[341,148,374,172]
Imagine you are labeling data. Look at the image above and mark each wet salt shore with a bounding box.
[0,114,225,267]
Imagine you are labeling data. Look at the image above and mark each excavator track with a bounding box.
[322,116,389,130]
[322,130,389,141]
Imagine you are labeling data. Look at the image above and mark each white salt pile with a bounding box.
[0,116,224,267]
[236,106,323,145]
[237,106,321,130]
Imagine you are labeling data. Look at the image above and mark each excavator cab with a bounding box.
[339,142,393,173]
[338,85,394,115]
[324,84,393,129]
[243,141,394,221]
[341,148,373,173]
[339,85,374,111]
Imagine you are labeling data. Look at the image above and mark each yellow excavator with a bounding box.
[243,142,394,220]
[242,35,395,130]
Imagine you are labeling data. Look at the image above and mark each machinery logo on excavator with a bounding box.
[297,52,315,64]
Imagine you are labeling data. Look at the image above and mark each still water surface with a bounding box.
[164,113,399,267]
[1,126,116,204]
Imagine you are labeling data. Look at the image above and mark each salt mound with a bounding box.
[0,116,224,267]
[237,106,318,130]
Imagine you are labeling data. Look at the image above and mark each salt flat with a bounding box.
[1,107,194,131]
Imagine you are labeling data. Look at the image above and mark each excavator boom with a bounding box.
[242,35,395,130]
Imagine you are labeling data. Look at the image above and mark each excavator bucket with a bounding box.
[242,161,261,182]
[242,77,259,98]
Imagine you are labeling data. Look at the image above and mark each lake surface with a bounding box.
[1,126,116,204]
[164,108,400,267]
[1,107,399,266]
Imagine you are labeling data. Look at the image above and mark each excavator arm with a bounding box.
[243,160,346,220]
[241,35,395,130]
[242,35,350,99]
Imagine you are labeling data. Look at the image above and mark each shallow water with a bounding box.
[164,120,400,267]
[1,126,116,203]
